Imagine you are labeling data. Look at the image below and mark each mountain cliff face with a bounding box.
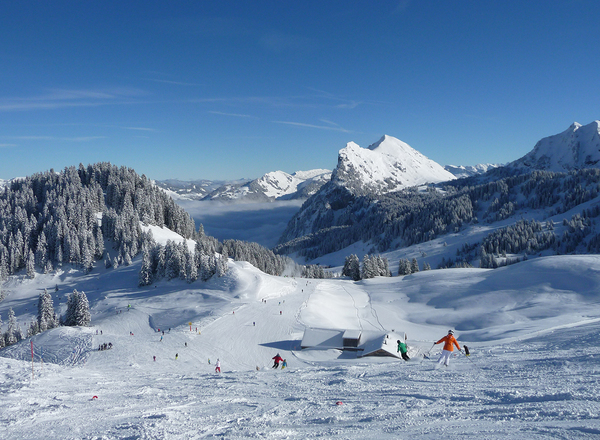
[331,135,455,196]
[278,135,455,244]
[509,121,600,172]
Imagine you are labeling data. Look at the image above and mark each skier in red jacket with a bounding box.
[272,353,284,369]
[435,330,461,367]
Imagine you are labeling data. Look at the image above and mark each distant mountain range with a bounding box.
[444,163,503,178]
[156,170,331,202]
[157,136,497,203]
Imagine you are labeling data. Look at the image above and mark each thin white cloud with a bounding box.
[208,111,256,119]
[272,120,352,133]
[3,135,105,142]
[320,119,341,127]
[0,143,17,148]
[121,126,157,132]
[143,78,202,87]
[0,87,148,112]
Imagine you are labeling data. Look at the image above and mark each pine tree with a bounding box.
[26,249,35,279]
[38,289,57,332]
[217,250,228,277]
[64,290,91,326]
[398,259,412,276]
[139,248,154,286]
[342,254,361,281]
[5,308,19,346]
[75,291,91,326]
[411,258,420,273]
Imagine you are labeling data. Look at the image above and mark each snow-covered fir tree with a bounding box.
[411,258,420,274]
[398,259,412,276]
[5,308,20,346]
[37,289,57,332]
[342,254,361,281]
[63,289,91,326]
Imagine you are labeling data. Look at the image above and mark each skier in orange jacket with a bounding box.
[435,330,461,367]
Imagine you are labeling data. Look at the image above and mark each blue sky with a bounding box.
[1,1,600,181]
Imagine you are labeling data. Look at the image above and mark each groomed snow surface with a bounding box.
[2,256,600,439]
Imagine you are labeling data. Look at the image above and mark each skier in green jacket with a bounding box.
[397,339,410,361]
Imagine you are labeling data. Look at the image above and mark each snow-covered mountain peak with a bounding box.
[510,120,600,172]
[367,134,413,156]
[331,135,455,195]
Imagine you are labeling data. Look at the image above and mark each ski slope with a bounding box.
[2,256,600,438]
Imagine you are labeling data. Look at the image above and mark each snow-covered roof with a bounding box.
[301,328,344,349]
[301,328,404,358]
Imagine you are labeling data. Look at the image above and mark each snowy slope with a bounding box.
[2,253,600,438]
[510,120,600,171]
[332,135,455,195]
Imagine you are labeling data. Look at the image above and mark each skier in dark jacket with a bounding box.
[397,339,410,361]
[272,353,284,368]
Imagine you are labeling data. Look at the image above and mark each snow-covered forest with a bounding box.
[276,169,600,268]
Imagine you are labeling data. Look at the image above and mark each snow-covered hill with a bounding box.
[204,169,331,202]
[509,120,600,171]
[2,252,600,438]
[332,135,455,196]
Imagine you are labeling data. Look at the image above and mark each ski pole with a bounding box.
[460,348,482,371]
[424,342,435,359]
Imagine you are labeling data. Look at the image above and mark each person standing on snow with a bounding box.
[215,359,221,373]
[397,339,410,361]
[281,359,287,369]
[434,330,461,367]
[272,353,284,369]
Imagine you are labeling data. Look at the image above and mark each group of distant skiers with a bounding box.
[98,342,112,351]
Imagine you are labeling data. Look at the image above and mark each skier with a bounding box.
[397,339,410,361]
[281,359,287,370]
[215,359,221,373]
[272,353,284,369]
[153,356,156,362]
[175,353,178,360]
[434,330,461,367]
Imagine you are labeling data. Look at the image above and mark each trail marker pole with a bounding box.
[30,340,34,380]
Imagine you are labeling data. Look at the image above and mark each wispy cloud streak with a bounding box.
[272,120,352,133]
[208,111,256,118]
[0,87,147,112]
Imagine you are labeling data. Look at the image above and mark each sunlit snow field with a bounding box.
[2,251,600,438]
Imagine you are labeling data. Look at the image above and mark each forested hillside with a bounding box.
[275,168,600,266]
[0,163,291,284]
